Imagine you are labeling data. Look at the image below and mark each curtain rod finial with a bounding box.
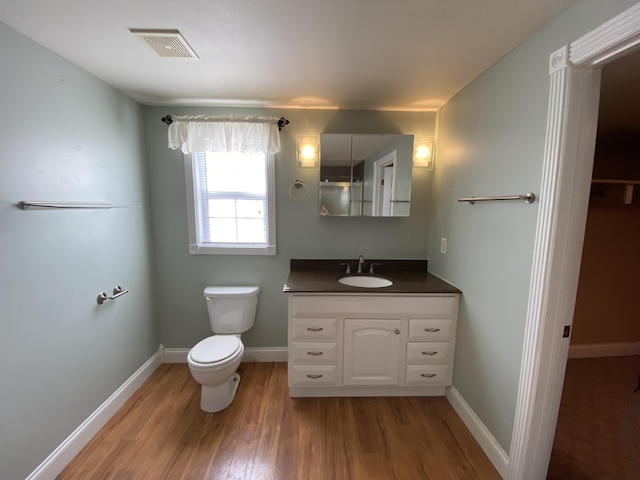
[277,117,289,131]
[161,115,173,125]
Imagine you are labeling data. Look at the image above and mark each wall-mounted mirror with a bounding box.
[319,134,414,217]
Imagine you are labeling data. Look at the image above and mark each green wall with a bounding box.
[143,107,436,349]
[430,0,638,453]
[0,22,157,480]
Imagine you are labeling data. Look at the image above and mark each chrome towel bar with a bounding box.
[20,201,112,210]
[458,192,536,205]
[97,286,129,305]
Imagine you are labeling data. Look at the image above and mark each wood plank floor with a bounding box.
[58,363,500,480]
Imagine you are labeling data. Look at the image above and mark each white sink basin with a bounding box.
[338,275,393,288]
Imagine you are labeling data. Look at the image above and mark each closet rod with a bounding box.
[19,201,112,210]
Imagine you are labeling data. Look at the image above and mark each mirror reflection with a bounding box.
[319,134,414,217]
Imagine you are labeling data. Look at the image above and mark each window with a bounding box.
[185,151,276,255]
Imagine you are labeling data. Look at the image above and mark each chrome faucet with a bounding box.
[357,255,365,274]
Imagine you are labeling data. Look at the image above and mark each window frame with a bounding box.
[184,151,276,255]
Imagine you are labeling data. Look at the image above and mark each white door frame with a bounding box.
[508,4,640,479]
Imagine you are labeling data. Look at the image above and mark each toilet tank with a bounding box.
[203,286,260,334]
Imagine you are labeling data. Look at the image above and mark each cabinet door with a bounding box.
[343,319,402,385]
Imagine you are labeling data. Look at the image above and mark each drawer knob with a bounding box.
[420,373,437,378]
[424,328,441,333]
[306,374,323,379]
[306,351,323,356]
[394,329,400,334]
[421,351,438,356]
[306,327,324,332]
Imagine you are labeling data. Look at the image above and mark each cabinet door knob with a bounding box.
[394,329,400,334]
[421,351,438,356]
[307,327,324,332]
[424,328,441,333]
[306,374,323,379]
[306,351,323,356]
[420,373,437,378]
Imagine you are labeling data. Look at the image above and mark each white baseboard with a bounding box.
[569,341,640,359]
[162,347,189,363]
[445,386,509,479]
[161,346,288,363]
[243,347,287,362]
[26,351,162,480]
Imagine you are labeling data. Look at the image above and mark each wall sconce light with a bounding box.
[413,136,434,169]
[297,135,320,169]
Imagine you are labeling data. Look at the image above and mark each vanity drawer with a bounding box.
[406,342,452,364]
[291,342,338,364]
[408,319,454,341]
[405,364,451,385]
[291,365,338,385]
[292,318,338,340]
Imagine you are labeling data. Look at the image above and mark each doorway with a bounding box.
[548,48,640,478]
[372,150,397,216]
[507,4,640,479]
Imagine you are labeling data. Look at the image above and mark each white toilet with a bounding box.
[187,286,260,413]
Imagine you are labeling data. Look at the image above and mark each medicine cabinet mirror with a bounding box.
[319,134,414,217]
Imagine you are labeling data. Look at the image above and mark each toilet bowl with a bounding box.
[188,335,245,412]
[187,286,259,413]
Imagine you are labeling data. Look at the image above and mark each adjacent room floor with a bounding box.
[58,362,500,479]
[548,355,640,479]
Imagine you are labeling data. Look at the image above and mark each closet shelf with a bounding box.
[591,179,639,205]
[591,179,640,185]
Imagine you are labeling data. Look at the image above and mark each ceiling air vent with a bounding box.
[129,29,198,59]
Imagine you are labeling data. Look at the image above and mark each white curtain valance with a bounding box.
[167,115,282,154]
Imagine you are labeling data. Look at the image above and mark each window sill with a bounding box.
[189,244,276,256]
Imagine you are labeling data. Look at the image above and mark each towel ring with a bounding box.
[289,179,308,201]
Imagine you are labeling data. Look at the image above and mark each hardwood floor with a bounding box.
[58,363,500,480]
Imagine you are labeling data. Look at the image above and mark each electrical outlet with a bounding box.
[440,237,447,254]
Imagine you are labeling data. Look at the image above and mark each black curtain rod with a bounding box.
[160,115,290,131]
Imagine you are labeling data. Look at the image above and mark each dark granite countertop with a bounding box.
[283,259,461,294]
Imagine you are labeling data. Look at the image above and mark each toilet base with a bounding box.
[200,373,241,413]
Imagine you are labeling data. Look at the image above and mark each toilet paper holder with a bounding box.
[97,285,129,305]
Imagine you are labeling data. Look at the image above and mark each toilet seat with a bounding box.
[188,335,243,367]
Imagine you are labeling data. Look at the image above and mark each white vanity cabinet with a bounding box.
[287,293,459,397]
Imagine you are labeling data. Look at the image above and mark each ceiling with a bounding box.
[0,0,577,111]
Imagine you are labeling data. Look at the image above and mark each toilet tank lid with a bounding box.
[203,286,260,298]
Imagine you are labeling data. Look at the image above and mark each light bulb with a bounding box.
[416,145,430,159]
